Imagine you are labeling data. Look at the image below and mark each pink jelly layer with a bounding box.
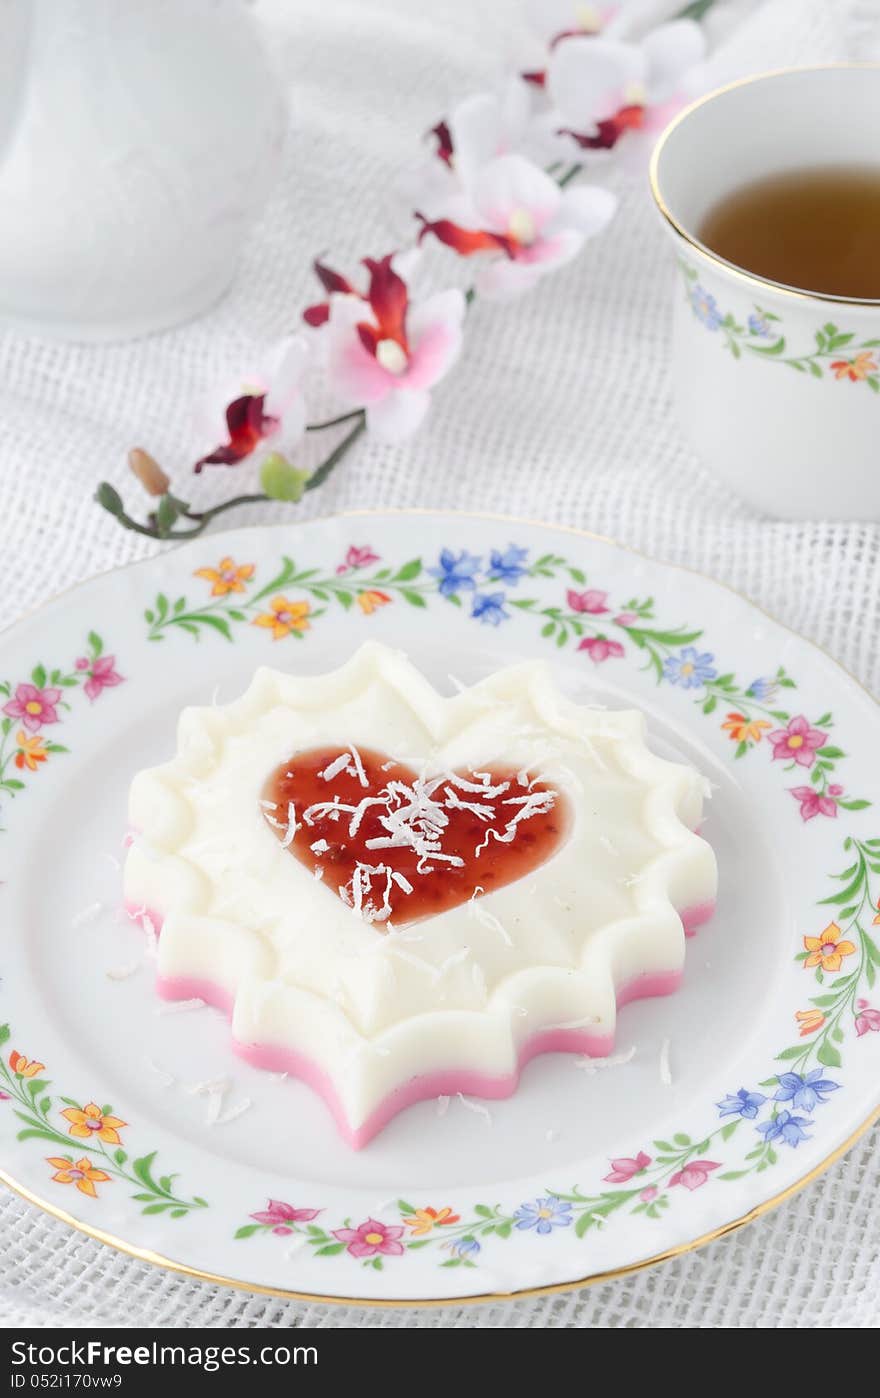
[132,898,714,1148]
[155,967,682,1149]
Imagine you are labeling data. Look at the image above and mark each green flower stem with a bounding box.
[0,1045,205,1215]
[304,416,367,491]
[305,410,365,433]
[556,162,584,189]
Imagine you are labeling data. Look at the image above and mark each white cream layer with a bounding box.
[124,641,717,1132]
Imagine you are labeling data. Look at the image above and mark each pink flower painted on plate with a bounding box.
[790,784,843,822]
[614,612,638,627]
[768,716,827,769]
[639,1185,659,1203]
[855,999,880,1037]
[603,1150,650,1183]
[567,587,608,614]
[669,1160,720,1191]
[75,657,90,672]
[337,545,381,575]
[83,655,124,702]
[3,683,61,733]
[578,636,625,663]
[251,1199,321,1236]
[332,1217,405,1259]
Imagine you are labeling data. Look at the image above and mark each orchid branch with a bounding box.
[94,0,732,543]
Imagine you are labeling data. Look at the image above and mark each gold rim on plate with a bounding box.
[649,63,880,308]
[1,507,878,1309]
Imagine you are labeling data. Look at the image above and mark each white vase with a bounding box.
[0,0,283,341]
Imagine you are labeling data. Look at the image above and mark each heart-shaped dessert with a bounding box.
[262,745,568,927]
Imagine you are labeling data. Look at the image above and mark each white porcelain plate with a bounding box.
[1,511,879,1305]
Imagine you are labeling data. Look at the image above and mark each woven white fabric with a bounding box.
[1,0,878,1330]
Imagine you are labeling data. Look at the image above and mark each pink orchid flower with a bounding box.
[418,153,616,300]
[603,1150,651,1183]
[336,545,381,575]
[640,1184,659,1203]
[768,716,828,768]
[194,336,309,472]
[323,255,465,442]
[251,1199,321,1236]
[82,655,124,702]
[578,636,625,663]
[567,587,609,614]
[332,1217,405,1259]
[3,683,61,733]
[855,999,880,1036]
[545,21,706,165]
[789,784,842,822]
[669,1160,720,1191]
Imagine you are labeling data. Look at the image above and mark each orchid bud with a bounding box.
[260,453,311,502]
[129,447,171,497]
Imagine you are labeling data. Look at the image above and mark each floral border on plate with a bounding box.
[3,534,879,1275]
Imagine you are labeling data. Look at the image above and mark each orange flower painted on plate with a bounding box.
[873,898,880,926]
[9,1051,45,1078]
[14,731,49,772]
[194,557,255,597]
[405,1206,461,1237]
[252,596,311,640]
[357,589,392,616]
[830,351,878,382]
[60,1102,127,1145]
[721,712,771,744]
[795,1008,825,1037]
[47,1156,111,1199]
[803,921,856,972]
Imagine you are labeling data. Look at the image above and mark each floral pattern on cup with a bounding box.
[680,261,880,391]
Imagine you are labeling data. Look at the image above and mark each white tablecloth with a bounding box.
[1,0,878,1330]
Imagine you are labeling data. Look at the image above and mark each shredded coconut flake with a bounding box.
[466,897,513,946]
[434,946,470,979]
[575,1045,637,1074]
[435,1095,450,1117]
[321,752,351,782]
[157,997,206,1015]
[72,901,104,929]
[457,1092,492,1126]
[659,1037,673,1086]
[213,1097,252,1126]
[106,962,140,982]
[145,1059,175,1088]
[185,1077,230,1098]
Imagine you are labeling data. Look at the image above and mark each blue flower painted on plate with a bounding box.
[747,313,772,338]
[746,676,777,701]
[689,285,723,330]
[471,592,509,627]
[488,545,529,585]
[756,1109,811,1148]
[774,1069,840,1113]
[662,646,717,690]
[514,1197,573,1235]
[447,1236,481,1260]
[717,1088,767,1120]
[429,549,481,597]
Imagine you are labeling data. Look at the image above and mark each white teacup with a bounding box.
[650,66,880,521]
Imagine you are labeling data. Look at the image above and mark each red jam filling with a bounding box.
[262,745,568,928]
